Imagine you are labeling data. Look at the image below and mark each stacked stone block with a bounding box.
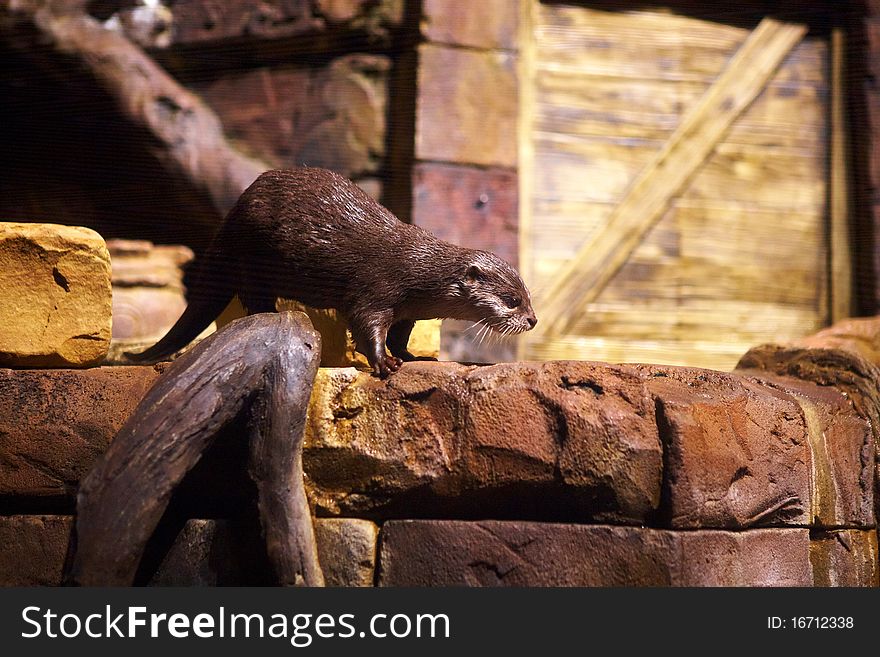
[2,312,879,585]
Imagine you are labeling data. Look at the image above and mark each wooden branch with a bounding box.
[67,311,324,586]
[534,17,807,338]
[0,0,267,214]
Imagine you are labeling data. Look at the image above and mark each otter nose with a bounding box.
[527,315,537,329]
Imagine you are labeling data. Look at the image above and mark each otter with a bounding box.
[127,167,537,377]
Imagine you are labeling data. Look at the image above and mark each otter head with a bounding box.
[457,251,537,335]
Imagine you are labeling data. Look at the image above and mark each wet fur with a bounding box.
[128,167,536,376]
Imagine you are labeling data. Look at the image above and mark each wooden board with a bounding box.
[521,4,835,371]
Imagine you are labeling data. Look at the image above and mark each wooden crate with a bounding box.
[520,3,850,370]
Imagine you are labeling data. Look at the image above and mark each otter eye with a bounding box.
[503,295,521,309]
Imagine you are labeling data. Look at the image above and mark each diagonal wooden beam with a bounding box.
[535,17,808,338]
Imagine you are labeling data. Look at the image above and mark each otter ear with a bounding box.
[466,264,483,282]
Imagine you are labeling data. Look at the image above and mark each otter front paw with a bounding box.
[373,355,403,378]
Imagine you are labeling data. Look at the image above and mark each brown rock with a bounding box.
[422,0,519,50]
[0,222,111,367]
[416,44,518,168]
[739,371,874,528]
[305,361,662,522]
[3,516,873,588]
[809,529,879,587]
[796,316,880,363]
[463,361,661,522]
[0,515,71,586]
[676,529,814,587]
[2,360,662,522]
[377,520,814,586]
[638,365,812,528]
[194,55,389,177]
[737,319,880,523]
[0,365,163,498]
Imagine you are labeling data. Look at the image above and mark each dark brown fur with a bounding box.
[128,167,536,376]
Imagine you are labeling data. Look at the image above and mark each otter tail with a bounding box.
[125,252,234,364]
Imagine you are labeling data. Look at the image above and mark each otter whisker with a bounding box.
[462,320,487,335]
[466,320,488,344]
[478,323,492,346]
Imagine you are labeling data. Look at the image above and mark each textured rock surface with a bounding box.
[809,529,879,587]
[0,222,111,367]
[0,516,378,586]
[305,361,662,522]
[637,364,874,529]
[2,358,872,530]
[0,366,164,498]
[416,44,518,168]
[737,316,880,521]
[739,371,875,528]
[639,365,810,528]
[313,518,378,587]
[378,520,815,587]
[421,0,519,50]
[0,515,72,586]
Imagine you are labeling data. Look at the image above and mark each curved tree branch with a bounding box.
[68,311,325,586]
[1,0,267,214]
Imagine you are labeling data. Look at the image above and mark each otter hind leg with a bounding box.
[387,320,417,361]
[388,320,439,363]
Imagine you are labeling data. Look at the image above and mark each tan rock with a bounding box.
[314,518,379,587]
[0,222,112,367]
[416,44,518,167]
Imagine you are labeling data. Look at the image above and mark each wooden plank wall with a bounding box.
[522,5,831,370]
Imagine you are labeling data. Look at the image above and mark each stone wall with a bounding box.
[2,314,878,585]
